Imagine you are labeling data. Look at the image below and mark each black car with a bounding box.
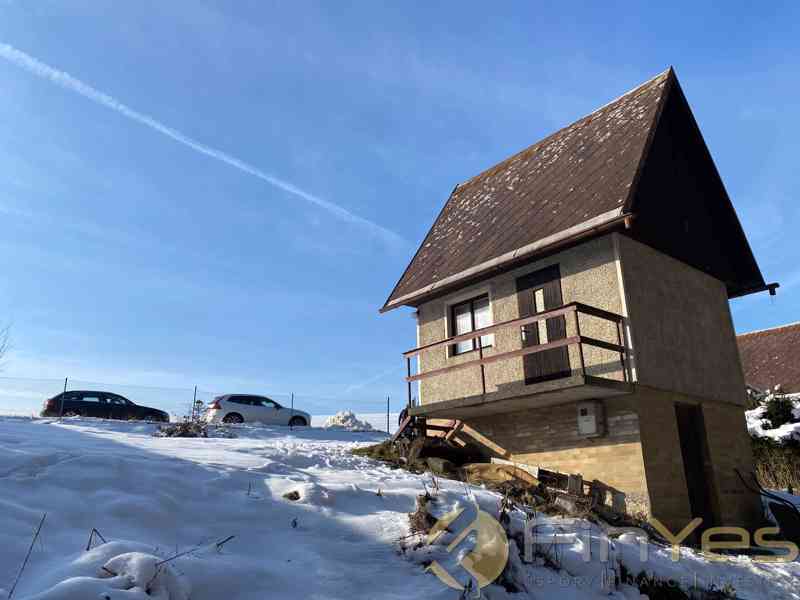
[41,390,169,422]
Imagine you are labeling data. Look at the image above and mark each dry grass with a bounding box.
[408,493,436,535]
[753,436,800,491]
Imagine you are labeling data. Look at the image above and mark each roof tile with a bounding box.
[383,69,671,310]
[737,323,800,393]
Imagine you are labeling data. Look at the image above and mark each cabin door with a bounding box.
[516,265,571,384]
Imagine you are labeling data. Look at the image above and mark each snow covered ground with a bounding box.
[0,416,798,599]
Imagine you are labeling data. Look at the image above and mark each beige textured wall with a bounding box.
[616,235,747,406]
[416,234,627,405]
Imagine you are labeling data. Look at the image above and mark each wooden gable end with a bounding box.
[625,73,767,298]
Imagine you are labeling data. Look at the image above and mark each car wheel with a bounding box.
[64,410,80,417]
[223,413,244,424]
[143,413,160,422]
[289,416,307,427]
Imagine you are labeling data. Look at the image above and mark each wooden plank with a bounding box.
[573,302,624,323]
[425,423,456,431]
[406,336,579,382]
[390,416,413,442]
[579,336,626,353]
[403,304,578,358]
[445,420,464,442]
[459,424,511,458]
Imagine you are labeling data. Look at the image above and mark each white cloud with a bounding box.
[0,42,406,248]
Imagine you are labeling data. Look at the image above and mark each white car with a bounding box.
[205,394,310,426]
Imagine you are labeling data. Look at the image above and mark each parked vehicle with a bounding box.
[41,391,169,422]
[205,394,310,426]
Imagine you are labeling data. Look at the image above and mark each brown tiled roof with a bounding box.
[737,323,800,393]
[382,69,672,311]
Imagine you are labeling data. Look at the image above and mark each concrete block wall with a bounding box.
[462,397,650,512]
[635,386,760,531]
[701,400,762,528]
[616,235,748,406]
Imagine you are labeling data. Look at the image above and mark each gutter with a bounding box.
[729,281,780,299]
[380,207,631,313]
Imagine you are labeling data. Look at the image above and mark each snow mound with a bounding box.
[322,410,375,431]
[746,392,800,441]
[19,546,190,600]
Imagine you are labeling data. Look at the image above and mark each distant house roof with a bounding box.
[737,322,800,394]
[381,68,771,312]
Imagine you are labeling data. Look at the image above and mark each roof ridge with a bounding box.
[455,67,672,190]
[738,321,800,337]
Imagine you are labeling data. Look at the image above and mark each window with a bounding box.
[533,288,548,344]
[450,295,493,355]
[80,394,102,403]
[103,394,128,405]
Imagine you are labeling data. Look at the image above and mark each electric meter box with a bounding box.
[577,401,605,437]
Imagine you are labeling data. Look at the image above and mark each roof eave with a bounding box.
[728,281,780,300]
[380,207,630,313]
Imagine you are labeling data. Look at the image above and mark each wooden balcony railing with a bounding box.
[403,302,628,408]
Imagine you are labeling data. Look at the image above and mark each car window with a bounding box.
[250,397,277,408]
[228,396,248,405]
[63,392,81,402]
[80,394,102,403]
[108,397,126,405]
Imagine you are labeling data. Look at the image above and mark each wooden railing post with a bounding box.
[616,321,627,382]
[574,308,586,378]
[478,338,487,396]
[406,356,413,407]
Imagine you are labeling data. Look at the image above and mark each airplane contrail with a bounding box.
[0,42,405,247]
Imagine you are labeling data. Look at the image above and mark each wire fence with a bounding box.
[0,375,402,432]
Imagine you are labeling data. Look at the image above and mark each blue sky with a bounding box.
[0,2,797,412]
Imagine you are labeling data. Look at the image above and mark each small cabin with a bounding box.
[381,68,777,531]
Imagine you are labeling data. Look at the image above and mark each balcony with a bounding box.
[404,302,633,419]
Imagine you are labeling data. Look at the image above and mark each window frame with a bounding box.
[448,294,493,356]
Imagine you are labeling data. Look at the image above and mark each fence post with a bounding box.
[386,396,390,434]
[290,392,294,430]
[58,377,68,419]
[192,385,198,421]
